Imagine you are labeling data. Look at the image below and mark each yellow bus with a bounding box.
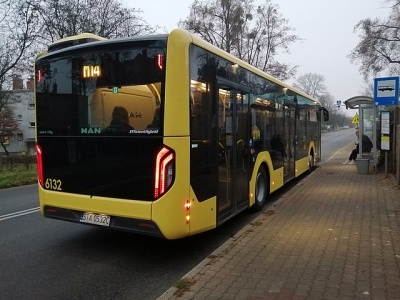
[35,29,328,239]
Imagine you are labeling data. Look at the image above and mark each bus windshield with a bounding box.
[35,43,165,137]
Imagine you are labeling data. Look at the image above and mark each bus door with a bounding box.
[284,102,296,182]
[217,81,250,223]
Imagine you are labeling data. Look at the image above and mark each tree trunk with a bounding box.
[0,142,9,156]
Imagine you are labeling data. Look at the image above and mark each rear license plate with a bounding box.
[80,212,110,227]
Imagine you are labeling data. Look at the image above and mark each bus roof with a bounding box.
[48,33,107,52]
[41,33,168,58]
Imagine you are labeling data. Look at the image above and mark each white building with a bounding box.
[0,76,35,156]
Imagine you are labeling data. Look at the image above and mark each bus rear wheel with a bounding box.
[253,166,268,211]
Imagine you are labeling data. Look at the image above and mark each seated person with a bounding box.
[147,106,160,128]
[344,130,373,164]
[103,106,133,132]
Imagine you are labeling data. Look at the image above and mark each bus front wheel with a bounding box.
[253,166,268,211]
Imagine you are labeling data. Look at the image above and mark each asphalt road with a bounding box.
[0,130,355,300]
[321,128,355,162]
[0,188,261,300]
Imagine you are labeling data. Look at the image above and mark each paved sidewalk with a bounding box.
[158,145,400,300]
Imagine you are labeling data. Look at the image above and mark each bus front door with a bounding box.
[217,87,250,223]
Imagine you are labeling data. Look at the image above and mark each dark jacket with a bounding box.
[359,134,373,152]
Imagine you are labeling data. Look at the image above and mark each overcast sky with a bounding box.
[126,0,391,108]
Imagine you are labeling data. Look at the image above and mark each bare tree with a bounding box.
[245,1,300,78]
[349,1,398,79]
[179,0,300,80]
[180,0,249,53]
[318,93,336,111]
[0,105,19,155]
[359,79,374,98]
[0,0,38,88]
[292,73,327,98]
[30,0,156,46]
[0,0,39,156]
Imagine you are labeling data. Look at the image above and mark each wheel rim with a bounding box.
[255,172,266,204]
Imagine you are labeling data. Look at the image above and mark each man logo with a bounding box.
[81,128,101,134]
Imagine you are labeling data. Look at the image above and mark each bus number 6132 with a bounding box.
[45,178,62,191]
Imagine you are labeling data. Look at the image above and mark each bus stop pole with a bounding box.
[358,107,363,157]
[385,150,388,178]
[372,103,377,173]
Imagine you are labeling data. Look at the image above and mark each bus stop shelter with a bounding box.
[344,96,377,173]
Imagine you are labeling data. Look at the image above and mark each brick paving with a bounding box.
[158,145,400,300]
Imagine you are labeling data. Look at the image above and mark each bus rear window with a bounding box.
[35,45,165,136]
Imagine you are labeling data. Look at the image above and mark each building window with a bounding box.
[17,114,22,121]
[29,122,35,127]
[17,133,23,141]
[28,103,35,110]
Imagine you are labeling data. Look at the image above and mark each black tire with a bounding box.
[253,166,268,211]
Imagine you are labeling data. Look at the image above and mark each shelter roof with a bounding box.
[344,96,373,109]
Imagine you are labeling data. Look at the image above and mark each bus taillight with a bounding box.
[37,69,43,83]
[154,146,175,198]
[36,144,44,187]
[156,54,164,70]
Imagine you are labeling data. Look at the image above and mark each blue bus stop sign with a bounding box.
[374,76,399,106]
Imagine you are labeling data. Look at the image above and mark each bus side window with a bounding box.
[191,90,206,140]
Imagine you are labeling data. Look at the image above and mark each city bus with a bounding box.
[35,29,328,239]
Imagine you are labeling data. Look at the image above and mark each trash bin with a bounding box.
[356,158,369,174]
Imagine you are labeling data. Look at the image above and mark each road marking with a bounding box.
[0,207,40,221]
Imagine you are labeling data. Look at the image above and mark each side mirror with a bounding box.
[323,108,329,122]
[319,107,329,121]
